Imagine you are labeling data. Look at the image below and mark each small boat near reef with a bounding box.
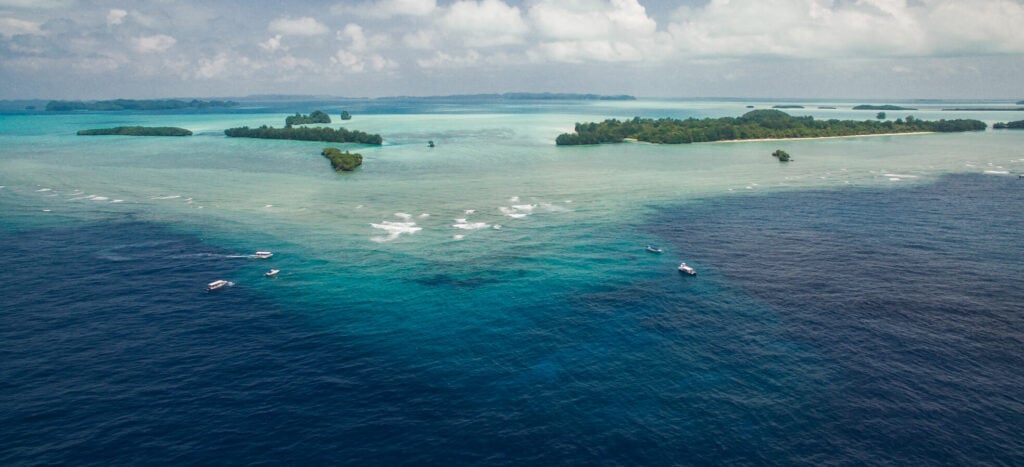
[678,263,696,275]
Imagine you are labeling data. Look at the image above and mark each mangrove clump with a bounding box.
[224,125,382,144]
[285,110,331,126]
[322,147,363,172]
[77,126,192,136]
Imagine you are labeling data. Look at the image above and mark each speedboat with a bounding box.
[254,251,273,259]
[207,279,229,291]
[678,262,696,275]
[646,245,663,253]
[264,269,280,277]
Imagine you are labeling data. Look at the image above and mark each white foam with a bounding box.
[112,199,123,203]
[883,173,918,178]
[453,218,490,230]
[453,234,465,240]
[493,224,502,230]
[509,196,519,202]
[152,195,181,200]
[983,170,1010,175]
[394,212,413,220]
[89,195,109,201]
[370,221,421,242]
[564,200,572,203]
[419,213,430,218]
[264,204,273,208]
[499,207,528,218]
[464,209,475,214]
[512,204,535,213]
[42,209,51,212]
[36,188,51,192]
[889,178,902,181]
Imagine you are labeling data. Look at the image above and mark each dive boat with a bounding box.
[207,279,229,291]
[264,269,280,277]
[254,251,273,259]
[646,245,663,253]
[677,262,696,275]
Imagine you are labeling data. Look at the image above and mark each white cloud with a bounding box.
[526,0,668,62]
[402,29,436,50]
[666,0,1024,59]
[332,48,397,73]
[259,34,285,52]
[0,17,42,36]
[333,0,436,18]
[107,9,127,26]
[416,50,483,68]
[336,23,388,52]
[268,16,329,36]
[133,34,177,53]
[439,0,527,47]
[0,0,73,9]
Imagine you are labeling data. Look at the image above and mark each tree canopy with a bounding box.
[49,99,237,111]
[77,126,192,136]
[285,110,331,126]
[322,147,363,171]
[555,110,986,145]
[993,120,1024,129]
[224,125,382,144]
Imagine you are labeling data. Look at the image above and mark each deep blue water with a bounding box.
[2,174,1022,465]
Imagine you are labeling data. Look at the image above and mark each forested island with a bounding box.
[322,147,363,171]
[853,104,917,110]
[772,105,804,109]
[993,120,1024,129]
[48,99,238,111]
[285,110,331,126]
[340,111,352,120]
[224,125,382,144]
[943,107,1024,111]
[554,109,986,145]
[77,126,192,136]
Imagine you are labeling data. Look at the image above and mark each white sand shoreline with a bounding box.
[622,131,936,144]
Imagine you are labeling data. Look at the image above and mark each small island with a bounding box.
[77,126,192,136]
[285,110,331,126]
[993,120,1024,129]
[772,149,791,162]
[340,111,352,120]
[772,105,805,109]
[322,147,363,171]
[48,99,237,111]
[853,104,917,111]
[224,125,383,144]
[555,109,986,145]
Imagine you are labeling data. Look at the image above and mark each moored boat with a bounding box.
[646,244,663,253]
[207,279,229,291]
[678,262,696,275]
[264,269,279,277]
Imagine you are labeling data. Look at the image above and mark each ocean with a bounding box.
[1,98,1022,464]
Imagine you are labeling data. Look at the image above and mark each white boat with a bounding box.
[254,251,273,259]
[264,269,280,277]
[207,279,229,291]
[678,262,696,275]
[646,244,663,253]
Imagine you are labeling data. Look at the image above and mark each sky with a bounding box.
[1,0,1023,99]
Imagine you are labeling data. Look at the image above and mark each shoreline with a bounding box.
[622,131,936,145]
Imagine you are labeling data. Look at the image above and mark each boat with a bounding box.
[677,262,697,275]
[207,279,229,291]
[254,251,273,259]
[646,245,663,253]
[264,269,280,277]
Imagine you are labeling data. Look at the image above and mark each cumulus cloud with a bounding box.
[439,0,527,47]
[332,48,397,73]
[666,0,1024,59]
[106,9,127,26]
[133,34,177,53]
[336,23,389,52]
[0,17,43,36]
[526,0,668,62]
[259,34,285,52]
[268,16,329,36]
[333,0,437,18]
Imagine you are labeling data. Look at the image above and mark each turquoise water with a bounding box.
[2,99,1023,463]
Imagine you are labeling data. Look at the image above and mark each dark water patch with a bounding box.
[647,173,1024,464]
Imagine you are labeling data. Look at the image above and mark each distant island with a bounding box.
[77,126,192,136]
[1018,100,1024,105]
[853,104,917,110]
[47,99,238,111]
[555,109,986,145]
[993,120,1024,129]
[772,105,804,109]
[285,110,331,126]
[322,147,363,171]
[224,125,382,144]
[818,106,837,109]
[340,111,352,120]
[943,107,1024,111]
[375,92,635,101]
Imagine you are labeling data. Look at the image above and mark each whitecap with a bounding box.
[419,213,430,218]
[370,221,421,242]
[264,204,273,208]
[112,199,124,203]
[983,170,1010,175]
[453,218,490,230]
[564,200,572,203]
[499,207,528,218]
[89,195,109,201]
[512,204,535,213]
[509,196,519,202]
[36,188,51,192]
[889,178,902,181]
[464,209,475,214]
[152,195,181,200]
[745,186,753,190]
[883,173,918,178]
[453,234,465,240]
[493,224,502,230]
[394,212,413,220]
[42,209,51,212]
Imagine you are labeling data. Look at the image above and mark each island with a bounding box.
[853,104,917,110]
[322,147,363,171]
[224,125,383,144]
[1018,101,1024,105]
[48,99,237,111]
[818,106,837,109]
[77,126,192,136]
[772,149,791,162]
[285,110,331,126]
[340,111,352,120]
[993,120,1024,129]
[554,109,986,145]
[772,105,805,109]
[942,107,1024,111]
